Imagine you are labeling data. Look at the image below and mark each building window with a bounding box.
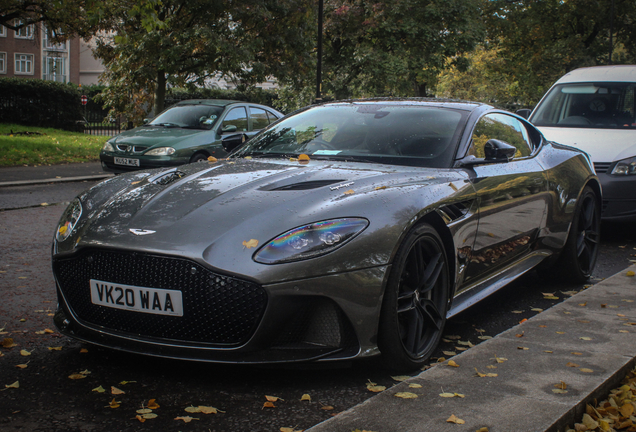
[14,53,34,74]
[14,20,34,39]
[44,57,66,82]
[44,27,66,51]
[0,25,6,37]
[0,53,6,73]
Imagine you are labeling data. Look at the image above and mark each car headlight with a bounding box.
[102,140,115,152]
[56,198,82,242]
[611,156,636,175]
[253,218,369,264]
[145,147,175,156]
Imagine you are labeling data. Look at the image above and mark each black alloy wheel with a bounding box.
[378,223,449,371]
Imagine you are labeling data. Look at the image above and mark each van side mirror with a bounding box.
[515,109,532,119]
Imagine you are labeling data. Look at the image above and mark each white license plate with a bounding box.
[114,157,140,167]
[90,279,183,316]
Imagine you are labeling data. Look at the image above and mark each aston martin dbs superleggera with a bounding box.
[52,99,601,370]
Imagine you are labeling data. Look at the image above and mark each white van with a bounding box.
[529,65,636,221]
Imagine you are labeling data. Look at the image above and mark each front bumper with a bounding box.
[100,153,190,174]
[53,247,388,364]
[598,173,636,221]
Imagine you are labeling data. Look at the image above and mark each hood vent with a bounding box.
[263,179,347,191]
[150,170,186,186]
[438,201,471,224]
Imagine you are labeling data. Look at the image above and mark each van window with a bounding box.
[531,83,636,129]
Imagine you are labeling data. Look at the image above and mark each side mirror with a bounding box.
[484,139,516,162]
[222,124,238,133]
[515,108,532,119]
[143,118,151,124]
[222,133,246,152]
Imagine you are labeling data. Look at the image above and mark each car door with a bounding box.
[462,113,549,284]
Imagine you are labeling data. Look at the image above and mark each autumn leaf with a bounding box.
[147,399,160,409]
[111,386,125,395]
[366,380,386,393]
[579,368,594,373]
[185,406,201,413]
[626,270,635,277]
[555,381,567,390]
[20,350,31,356]
[175,416,198,423]
[107,398,120,409]
[478,336,492,340]
[321,405,334,410]
[580,337,592,341]
[242,239,259,249]
[92,386,105,393]
[409,384,422,389]
[199,406,223,414]
[15,363,28,369]
[394,392,418,399]
[443,351,457,356]
[446,414,465,424]
[137,409,152,414]
[552,389,568,394]
[445,335,461,340]
[2,337,17,348]
[531,308,543,312]
[474,368,498,377]
[4,381,19,389]
[566,362,579,368]
[207,156,218,162]
[300,394,311,401]
[493,355,507,364]
[344,189,355,195]
[457,340,474,347]
[391,375,411,382]
[48,347,62,351]
[518,347,529,350]
[448,360,459,368]
[263,402,276,408]
[135,415,146,423]
[265,395,282,402]
[374,186,387,190]
[298,154,310,163]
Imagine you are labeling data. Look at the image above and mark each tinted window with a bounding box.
[150,105,223,130]
[233,104,466,168]
[470,114,533,159]
[532,82,636,129]
[222,107,248,132]
[250,107,270,130]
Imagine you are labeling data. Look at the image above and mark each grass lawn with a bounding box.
[0,124,109,167]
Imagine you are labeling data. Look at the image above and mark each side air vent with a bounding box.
[262,180,347,191]
[593,162,612,174]
[438,201,471,224]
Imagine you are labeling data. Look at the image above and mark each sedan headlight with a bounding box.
[102,140,115,152]
[611,156,636,175]
[145,147,175,156]
[56,198,82,242]
[254,218,369,264]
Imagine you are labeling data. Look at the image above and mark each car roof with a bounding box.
[556,65,636,84]
[174,99,262,107]
[321,98,489,112]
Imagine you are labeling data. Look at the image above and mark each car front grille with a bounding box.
[53,249,267,346]
[594,162,612,174]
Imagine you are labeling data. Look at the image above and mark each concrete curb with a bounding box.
[0,174,113,188]
[308,267,636,432]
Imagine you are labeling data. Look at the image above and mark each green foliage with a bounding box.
[483,0,636,105]
[321,0,485,99]
[0,78,84,131]
[0,123,106,166]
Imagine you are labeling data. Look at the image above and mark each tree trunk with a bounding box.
[415,82,428,97]
[155,70,166,114]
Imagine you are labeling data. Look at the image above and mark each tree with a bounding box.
[92,0,316,121]
[321,0,485,99]
[483,0,636,105]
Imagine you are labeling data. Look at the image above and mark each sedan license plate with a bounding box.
[114,157,140,167]
[90,279,183,316]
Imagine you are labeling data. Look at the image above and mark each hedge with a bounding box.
[0,78,84,131]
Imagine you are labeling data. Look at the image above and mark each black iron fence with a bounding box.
[81,108,123,136]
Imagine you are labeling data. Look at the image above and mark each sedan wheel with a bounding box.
[378,223,449,371]
[190,152,209,163]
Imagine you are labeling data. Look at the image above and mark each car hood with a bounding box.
[61,158,471,283]
[110,126,208,147]
[537,127,636,162]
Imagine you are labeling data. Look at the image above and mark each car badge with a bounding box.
[330,182,354,191]
[129,228,156,236]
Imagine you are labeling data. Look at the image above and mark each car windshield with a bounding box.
[149,104,224,130]
[531,82,636,129]
[233,104,465,168]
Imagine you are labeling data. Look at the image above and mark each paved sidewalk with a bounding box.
[0,162,112,186]
[308,268,636,432]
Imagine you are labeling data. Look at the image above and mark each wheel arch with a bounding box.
[585,178,602,211]
[189,150,210,163]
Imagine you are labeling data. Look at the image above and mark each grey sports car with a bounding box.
[52,99,601,370]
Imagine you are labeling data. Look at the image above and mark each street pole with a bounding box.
[609,0,614,65]
[315,0,323,103]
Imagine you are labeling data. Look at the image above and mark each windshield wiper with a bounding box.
[152,122,180,128]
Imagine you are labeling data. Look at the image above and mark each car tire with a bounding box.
[378,223,449,371]
[548,186,600,283]
[190,152,209,163]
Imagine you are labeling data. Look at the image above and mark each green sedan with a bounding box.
[100,99,283,173]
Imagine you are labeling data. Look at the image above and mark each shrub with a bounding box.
[0,78,84,131]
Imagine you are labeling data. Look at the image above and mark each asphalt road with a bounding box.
[1,180,635,432]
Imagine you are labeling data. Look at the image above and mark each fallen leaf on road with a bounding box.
[366,380,386,393]
[409,384,422,389]
[92,386,105,393]
[147,399,160,409]
[448,360,459,368]
[443,351,457,356]
[394,392,418,399]
[446,414,465,424]
[580,337,592,341]
[518,347,529,350]
[4,381,19,389]
[20,350,30,356]
[566,362,579,368]
[107,398,120,409]
[48,347,62,351]
[580,368,594,373]
[266,395,282,402]
[111,386,125,395]
[300,394,311,401]
[263,402,276,408]
[175,416,198,423]
[391,375,411,382]
[626,271,635,277]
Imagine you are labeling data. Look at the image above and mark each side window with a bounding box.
[469,113,533,159]
[266,110,280,123]
[250,107,270,130]
[221,107,248,132]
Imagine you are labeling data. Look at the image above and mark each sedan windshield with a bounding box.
[150,105,224,130]
[233,103,465,168]
[531,82,636,129]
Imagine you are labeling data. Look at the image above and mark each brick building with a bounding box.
[0,21,81,84]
